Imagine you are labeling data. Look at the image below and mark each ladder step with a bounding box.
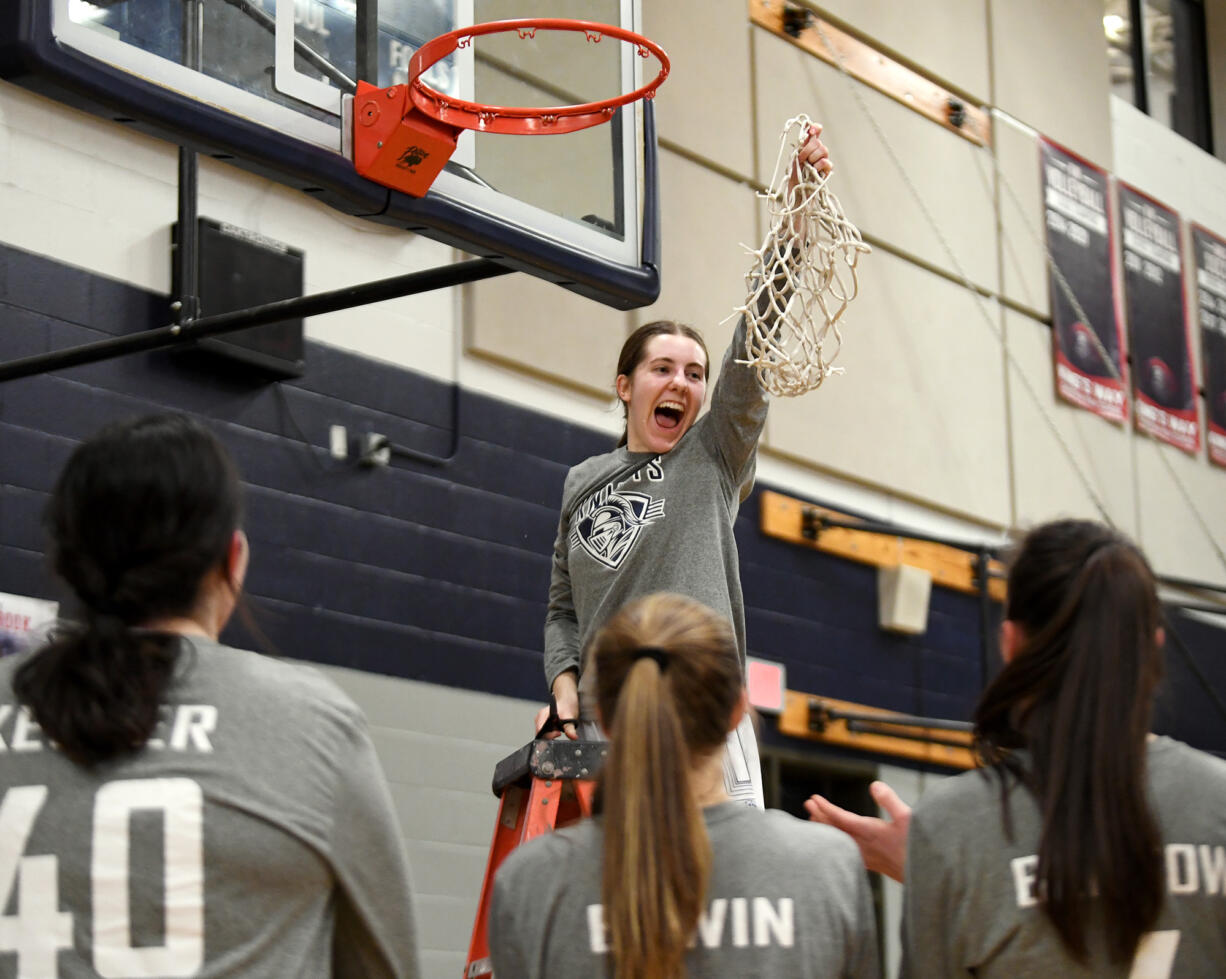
[465,738,604,977]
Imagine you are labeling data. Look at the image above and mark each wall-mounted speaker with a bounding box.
[171,218,304,377]
[878,564,932,635]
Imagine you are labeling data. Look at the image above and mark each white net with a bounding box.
[734,115,871,397]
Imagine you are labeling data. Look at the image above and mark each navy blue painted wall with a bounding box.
[2,242,1223,759]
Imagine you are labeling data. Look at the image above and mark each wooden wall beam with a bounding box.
[778,691,976,769]
[759,489,1008,602]
[749,0,992,147]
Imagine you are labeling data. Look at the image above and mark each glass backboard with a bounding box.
[0,0,660,308]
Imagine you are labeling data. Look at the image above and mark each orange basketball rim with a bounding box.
[351,18,670,198]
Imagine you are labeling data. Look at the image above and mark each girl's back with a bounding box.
[493,803,879,979]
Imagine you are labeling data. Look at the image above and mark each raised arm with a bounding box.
[542,471,581,739]
[703,124,832,488]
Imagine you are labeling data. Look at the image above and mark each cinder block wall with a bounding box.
[3,2,1226,975]
[3,241,1223,977]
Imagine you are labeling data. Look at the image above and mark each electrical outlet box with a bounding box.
[329,425,348,460]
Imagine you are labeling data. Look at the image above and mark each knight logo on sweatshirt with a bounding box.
[571,484,666,570]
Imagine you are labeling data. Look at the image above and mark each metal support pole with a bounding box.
[1164,600,1226,617]
[844,722,970,751]
[818,707,972,734]
[175,0,203,325]
[801,508,1005,557]
[0,259,513,383]
[1128,0,1149,114]
[356,0,378,84]
[1158,574,1226,597]
[975,547,995,690]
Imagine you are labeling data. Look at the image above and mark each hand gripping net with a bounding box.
[734,115,871,397]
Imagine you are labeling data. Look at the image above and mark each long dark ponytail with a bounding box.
[974,519,1164,963]
[14,414,242,766]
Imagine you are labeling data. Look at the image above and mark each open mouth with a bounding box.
[654,401,684,430]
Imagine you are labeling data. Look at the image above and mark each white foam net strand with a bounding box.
[735,115,871,398]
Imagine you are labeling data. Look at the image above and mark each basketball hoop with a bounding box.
[351,19,670,197]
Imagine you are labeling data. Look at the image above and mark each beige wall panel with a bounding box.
[633,146,761,387]
[989,0,1113,166]
[1133,439,1226,586]
[995,115,1050,317]
[1005,309,1136,533]
[751,30,999,291]
[464,271,629,398]
[816,0,991,99]
[644,0,755,176]
[1112,98,1226,238]
[766,248,1011,525]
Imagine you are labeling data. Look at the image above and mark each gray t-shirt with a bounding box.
[0,638,420,978]
[902,736,1226,978]
[543,316,769,702]
[489,802,881,978]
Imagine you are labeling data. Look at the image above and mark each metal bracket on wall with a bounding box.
[749,0,992,147]
[779,692,975,769]
[0,260,513,383]
[760,490,1008,601]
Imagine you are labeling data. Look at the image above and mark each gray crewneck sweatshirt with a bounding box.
[0,640,421,978]
[490,801,881,978]
[543,316,768,707]
[902,736,1226,977]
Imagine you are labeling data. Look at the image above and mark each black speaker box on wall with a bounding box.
[171,218,305,377]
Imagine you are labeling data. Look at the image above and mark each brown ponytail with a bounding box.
[589,593,742,979]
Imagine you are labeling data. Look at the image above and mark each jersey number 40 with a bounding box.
[1,779,203,978]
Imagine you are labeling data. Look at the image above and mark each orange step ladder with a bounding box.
[462,736,606,978]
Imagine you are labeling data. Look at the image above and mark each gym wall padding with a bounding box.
[989,0,1115,165]
[766,248,1014,526]
[749,37,1000,292]
[0,241,976,719]
[2,240,1223,759]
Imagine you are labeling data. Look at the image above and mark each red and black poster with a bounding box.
[1118,184,1199,453]
[1040,139,1127,423]
[1193,224,1226,467]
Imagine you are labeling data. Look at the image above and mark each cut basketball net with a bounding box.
[734,115,870,397]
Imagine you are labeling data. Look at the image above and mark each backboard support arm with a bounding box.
[0,259,513,383]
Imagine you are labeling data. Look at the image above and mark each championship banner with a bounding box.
[1040,139,1127,422]
[1193,224,1226,467]
[0,592,58,658]
[1118,183,1199,454]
